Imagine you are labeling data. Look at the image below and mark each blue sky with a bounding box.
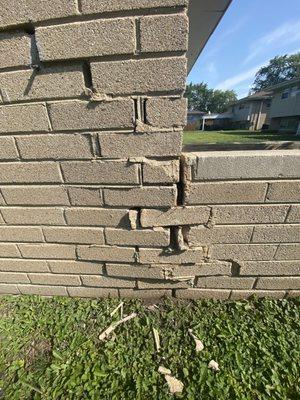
[188,0,300,99]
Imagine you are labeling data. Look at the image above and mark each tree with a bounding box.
[185,83,237,113]
[252,53,300,92]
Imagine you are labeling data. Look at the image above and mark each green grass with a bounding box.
[183,130,300,145]
[0,296,299,400]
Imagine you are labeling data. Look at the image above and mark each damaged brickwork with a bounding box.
[0,0,299,299]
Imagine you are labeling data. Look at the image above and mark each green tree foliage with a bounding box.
[185,82,237,113]
[252,53,300,92]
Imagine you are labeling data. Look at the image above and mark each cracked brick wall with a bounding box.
[0,1,299,299]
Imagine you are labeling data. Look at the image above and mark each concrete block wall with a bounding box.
[0,1,299,299]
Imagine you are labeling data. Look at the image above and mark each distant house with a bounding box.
[186,110,206,130]
[199,111,233,130]
[268,78,300,135]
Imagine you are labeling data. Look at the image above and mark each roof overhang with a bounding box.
[187,0,232,73]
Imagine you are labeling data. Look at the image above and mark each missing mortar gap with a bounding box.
[176,155,186,206]
[143,99,147,123]
[231,261,241,277]
[82,62,93,89]
[135,18,141,55]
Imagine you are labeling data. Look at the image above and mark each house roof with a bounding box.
[188,110,206,115]
[266,77,300,91]
[187,0,232,72]
[201,112,233,119]
[233,90,273,105]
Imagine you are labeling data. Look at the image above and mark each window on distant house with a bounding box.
[265,99,271,107]
[290,86,299,97]
[281,89,290,99]
[239,104,245,110]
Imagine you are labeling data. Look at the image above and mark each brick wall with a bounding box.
[0,1,299,299]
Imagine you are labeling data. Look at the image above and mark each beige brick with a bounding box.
[68,187,103,207]
[185,182,267,205]
[81,0,187,14]
[287,205,300,223]
[81,275,135,288]
[0,272,29,284]
[0,0,78,28]
[68,286,118,298]
[139,248,205,264]
[29,273,80,286]
[175,288,230,300]
[146,97,187,128]
[19,244,76,259]
[0,32,31,69]
[141,14,188,53]
[61,161,140,185]
[78,245,136,263]
[186,151,300,181]
[1,207,65,225]
[65,208,130,228]
[107,263,163,279]
[143,160,180,184]
[210,244,277,261]
[17,134,93,160]
[104,186,177,207]
[37,18,135,62]
[44,227,104,245]
[230,290,285,300]
[91,58,186,95]
[0,243,21,257]
[98,131,182,158]
[0,284,19,295]
[2,186,69,206]
[19,284,68,296]
[188,226,253,245]
[252,225,300,243]
[137,279,190,289]
[256,277,300,290]
[48,100,133,131]
[0,162,61,184]
[196,276,255,289]
[0,137,18,160]
[0,193,5,206]
[141,206,210,227]
[287,291,300,298]
[240,261,300,276]
[266,181,300,202]
[105,228,170,247]
[0,104,50,134]
[275,244,300,260]
[213,204,290,225]
[0,259,48,273]
[49,261,103,275]
[119,289,172,299]
[0,66,84,103]
[0,214,4,224]
[0,226,43,242]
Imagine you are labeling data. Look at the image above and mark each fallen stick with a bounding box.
[99,312,137,341]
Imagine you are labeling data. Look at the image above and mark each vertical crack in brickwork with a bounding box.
[82,62,93,89]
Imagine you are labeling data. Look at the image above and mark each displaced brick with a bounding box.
[61,161,140,185]
[2,186,69,206]
[252,225,300,243]
[91,58,186,94]
[240,261,300,276]
[49,261,103,275]
[210,244,277,261]
[68,187,103,206]
[1,207,65,225]
[0,243,21,257]
[0,32,31,69]
[81,275,135,288]
[36,18,135,61]
[0,226,43,242]
[287,291,300,298]
[0,272,29,284]
[44,227,104,245]
[68,287,118,298]
[0,259,48,273]
[0,104,50,134]
[19,244,76,259]
[65,208,130,228]
[287,205,300,223]
[0,284,19,295]
[104,187,177,207]
[29,273,80,286]
[188,226,253,245]
[213,204,290,224]
[0,137,18,160]
[98,131,182,158]
[119,289,172,299]
[0,162,62,184]
[266,181,300,202]
[230,290,285,300]
[143,160,180,184]
[196,276,255,289]
[137,279,190,289]
[105,228,170,247]
[146,97,187,128]
[18,284,68,296]
[0,66,84,103]
[17,134,93,160]
[139,248,205,264]
[48,100,133,131]
[140,206,210,228]
[78,245,136,263]
[256,277,300,290]
[275,244,300,260]
[175,288,230,299]
[0,0,78,28]
[185,182,267,205]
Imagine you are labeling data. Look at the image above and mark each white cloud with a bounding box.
[215,63,264,90]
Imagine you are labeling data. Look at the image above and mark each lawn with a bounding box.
[183,130,300,145]
[0,296,299,399]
